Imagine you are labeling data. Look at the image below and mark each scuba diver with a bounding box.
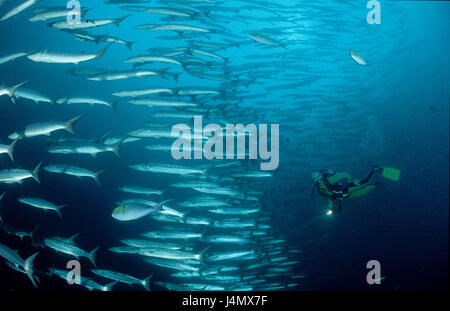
[311,167,400,215]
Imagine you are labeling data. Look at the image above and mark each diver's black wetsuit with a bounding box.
[312,168,380,212]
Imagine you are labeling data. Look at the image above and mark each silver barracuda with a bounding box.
[230,171,273,178]
[18,197,67,218]
[0,161,42,184]
[13,87,54,105]
[206,250,255,262]
[120,239,183,250]
[29,7,89,22]
[350,50,368,66]
[141,230,204,240]
[125,6,191,17]
[8,114,85,140]
[128,98,197,108]
[49,268,116,291]
[44,164,106,185]
[118,186,163,197]
[211,220,255,229]
[0,219,33,240]
[87,70,162,81]
[0,243,39,287]
[143,257,200,272]
[249,32,283,46]
[123,55,183,67]
[48,15,130,30]
[0,52,27,65]
[112,87,173,98]
[205,235,255,245]
[43,234,99,266]
[130,163,205,175]
[91,269,152,290]
[47,139,123,158]
[138,23,210,33]
[61,97,116,109]
[207,206,261,215]
[191,186,245,199]
[129,128,206,140]
[137,247,208,262]
[27,43,112,64]
[0,0,40,21]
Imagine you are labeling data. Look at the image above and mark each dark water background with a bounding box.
[0,0,448,290]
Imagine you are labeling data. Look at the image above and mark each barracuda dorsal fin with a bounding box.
[113,14,131,27]
[67,233,80,244]
[95,131,112,144]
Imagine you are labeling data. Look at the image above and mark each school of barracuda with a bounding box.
[0,0,391,291]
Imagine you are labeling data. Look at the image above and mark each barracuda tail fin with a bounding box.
[88,247,100,267]
[199,246,210,265]
[159,189,165,198]
[7,139,17,161]
[65,113,85,135]
[9,80,27,104]
[143,274,153,291]
[81,7,91,18]
[111,138,125,158]
[24,252,39,288]
[198,266,205,277]
[55,204,67,219]
[181,208,194,223]
[32,161,42,184]
[50,97,58,107]
[126,41,134,51]
[200,228,208,243]
[158,68,170,80]
[114,14,130,27]
[110,101,118,111]
[94,170,107,186]
[96,42,113,59]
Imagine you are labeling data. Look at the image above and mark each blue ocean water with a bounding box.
[0,0,448,291]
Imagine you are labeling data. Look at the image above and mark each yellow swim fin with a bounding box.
[381,167,401,181]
